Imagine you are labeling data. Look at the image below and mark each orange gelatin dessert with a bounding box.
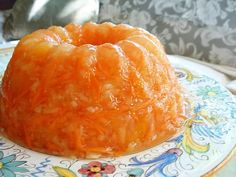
[0,22,184,158]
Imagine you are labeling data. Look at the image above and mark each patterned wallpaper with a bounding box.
[99,0,236,67]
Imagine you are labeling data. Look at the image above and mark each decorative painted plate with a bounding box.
[0,44,236,177]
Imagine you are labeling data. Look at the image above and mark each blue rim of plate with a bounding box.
[0,44,236,177]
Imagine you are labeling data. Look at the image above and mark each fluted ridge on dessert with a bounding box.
[0,22,184,158]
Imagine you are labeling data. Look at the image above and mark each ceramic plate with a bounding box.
[0,44,236,177]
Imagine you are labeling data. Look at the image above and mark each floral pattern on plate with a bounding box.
[0,46,236,177]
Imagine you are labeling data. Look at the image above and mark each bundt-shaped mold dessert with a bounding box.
[0,22,184,158]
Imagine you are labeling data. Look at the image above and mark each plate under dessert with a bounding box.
[0,43,236,177]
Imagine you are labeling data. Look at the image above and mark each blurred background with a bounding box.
[0,0,236,69]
